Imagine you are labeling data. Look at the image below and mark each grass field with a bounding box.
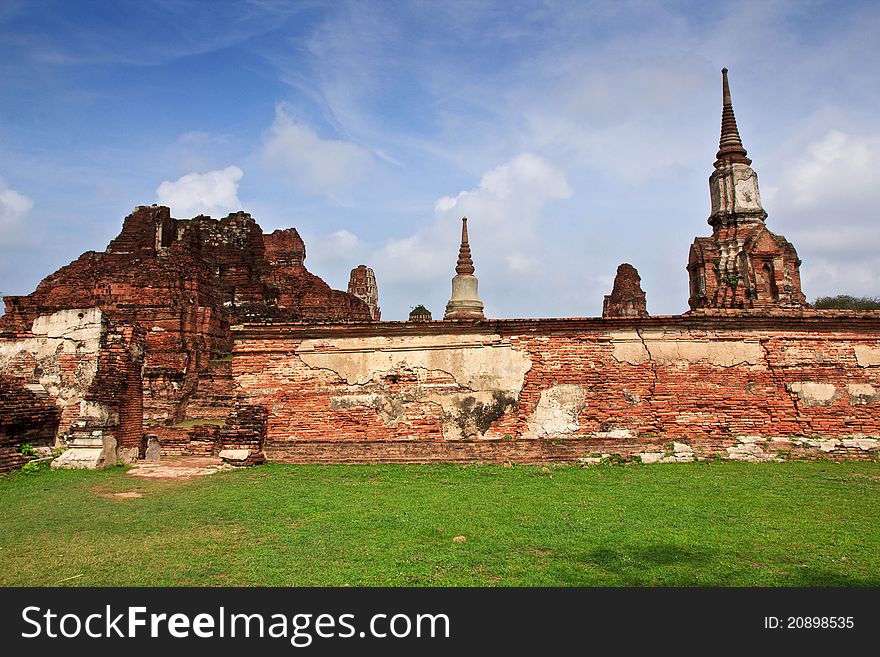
[1,460,878,586]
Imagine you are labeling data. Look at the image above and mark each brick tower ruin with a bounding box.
[603,263,648,318]
[347,265,381,320]
[687,69,807,310]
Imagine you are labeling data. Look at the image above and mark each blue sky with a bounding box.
[1,0,878,320]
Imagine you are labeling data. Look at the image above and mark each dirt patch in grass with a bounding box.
[97,491,144,500]
[127,456,227,480]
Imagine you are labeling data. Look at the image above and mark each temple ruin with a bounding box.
[444,217,485,320]
[1,69,878,471]
[348,265,381,320]
[688,69,807,310]
[603,264,648,318]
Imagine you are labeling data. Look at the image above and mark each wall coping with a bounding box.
[231,310,880,340]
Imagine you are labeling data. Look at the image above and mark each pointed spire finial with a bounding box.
[455,217,475,275]
[714,67,751,167]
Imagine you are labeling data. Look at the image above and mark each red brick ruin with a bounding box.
[347,265,381,320]
[687,69,807,310]
[1,69,878,471]
[1,207,371,470]
[603,264,648,318]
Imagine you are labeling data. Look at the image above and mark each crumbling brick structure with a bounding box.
[348,265,381,320]
[688,69,807,310]
[0,308,145,468]
[1,206,374,441]
[603,264,648,318]
[409,305,433,322]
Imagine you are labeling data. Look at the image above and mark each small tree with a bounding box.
[812,295,880,310]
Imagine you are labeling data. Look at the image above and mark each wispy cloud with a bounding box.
[0,1,306,68]
[260,103,373,194]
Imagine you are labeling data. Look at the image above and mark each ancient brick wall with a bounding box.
[232,312,880,463]
[85,323,146,454]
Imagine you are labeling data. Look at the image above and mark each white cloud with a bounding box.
[0,178,34,244]
[432,153,572,272]
[155,165,244,218]
[261,104,372,193]
[324,229,360,254]
[787,130,880,211]
[434,153,571,230]
[769,129,880,300]
[303,228,366,266]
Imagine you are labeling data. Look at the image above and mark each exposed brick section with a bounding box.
[85,323,146,452]
[267,436,878,464]
[263,228,305,267]
[688,224,806,310]
[603,263,648,318]
[218,405,268,465]
[0,375,60,473]
[0,312,144,469]
[409,305,433,322]
[232,313,880,464]
[145,405,266,463]
[0,376,60,443]
[149,426,220,457]
[263,229,371,323]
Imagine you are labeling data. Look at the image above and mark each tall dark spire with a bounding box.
[714,67,751,168]
[455,217,475,275]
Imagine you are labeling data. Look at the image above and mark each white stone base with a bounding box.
[52,447,113,470]
[52,433,118,470]
[219,449,250,463]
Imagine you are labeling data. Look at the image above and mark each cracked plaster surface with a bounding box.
[296,334,531,440]
[0,308,104,409]
[527,385,586,438]
[610,330,763,366]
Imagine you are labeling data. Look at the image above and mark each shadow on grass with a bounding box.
[585,544,714,585]
[791,568,880,588]
[585,545,880,587]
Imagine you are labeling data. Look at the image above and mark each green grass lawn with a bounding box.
[1,460,878,587]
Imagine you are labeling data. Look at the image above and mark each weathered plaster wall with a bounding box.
[0,308,145,467]
[0,308,104,433]
[232,312,880,463]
